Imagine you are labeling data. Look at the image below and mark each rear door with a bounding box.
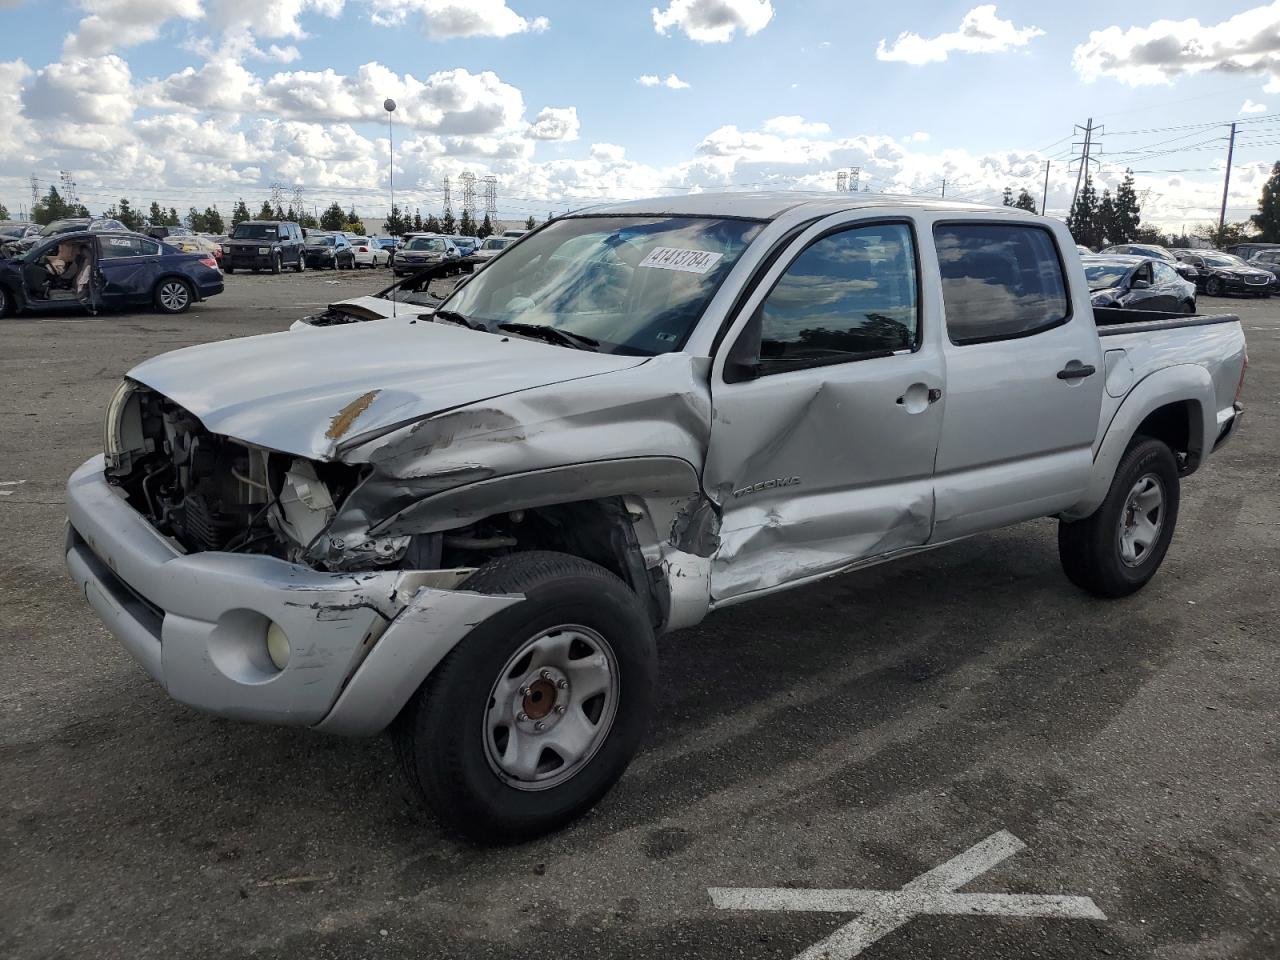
[705,214,944,601]
[930,219,1103,542]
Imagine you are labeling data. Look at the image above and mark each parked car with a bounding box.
[145,225,193,241]
[373,237,399,261]
[1224,241,1280,260]
[65,195,1246,842]
[393,234,459,276]
[222,220,305,274]
[1081,255,1196,312]
[1100,243,1199,282]
[1075,244,1092,257]
[347,236,390,269]
[450,235,479,257]
[0,230,223,317]
[1,220,40,241]
[1171,250,1274,297]
[501,228,528,238]
[164,233,222,262]
[1243,247,1280,283]
[473,235,513,265]
[302,232,356,270]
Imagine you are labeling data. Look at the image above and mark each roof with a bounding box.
[573,190,1036,221]
[1081,254,1148,264]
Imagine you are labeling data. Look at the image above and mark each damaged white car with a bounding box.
[67,193,1247,841]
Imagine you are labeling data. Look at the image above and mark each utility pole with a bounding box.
[940,178,947,199]
[1040,160,1051,215]
[1070,118,1104,211]
[1218,121,1237,234]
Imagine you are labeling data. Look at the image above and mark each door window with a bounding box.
[100,236,148,259]
[753,222,918,370]
[1152,262,1178,284]
[934,224,1069,344]
[1134,261,1154,285]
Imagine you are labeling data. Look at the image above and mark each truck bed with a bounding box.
[1092,306,1240,337]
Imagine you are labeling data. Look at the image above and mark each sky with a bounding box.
[5,0,1280,230]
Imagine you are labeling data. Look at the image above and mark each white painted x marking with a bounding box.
[709,831,1105,959]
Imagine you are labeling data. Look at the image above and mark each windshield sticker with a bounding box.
[639,246,724,275]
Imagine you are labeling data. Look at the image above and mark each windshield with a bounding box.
[481,238,510,251]
[41,219,87,237]
[232,224,279,240]
[1203,253,1248,268]
[407,237,446,251]
[440,215,763,356]
[1083,263,1132,290]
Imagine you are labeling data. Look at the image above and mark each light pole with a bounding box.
[384,98,397,226]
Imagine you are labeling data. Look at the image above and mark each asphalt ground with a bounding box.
[1,269,1277,960]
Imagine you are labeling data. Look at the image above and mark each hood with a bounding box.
[127,320,647,461]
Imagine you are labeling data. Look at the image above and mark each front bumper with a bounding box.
[394,258,444,275]
[1217,276,1274,294]
[65,455,519,734]
[225,249,278,268]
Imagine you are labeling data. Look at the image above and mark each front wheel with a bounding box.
[1204,276,1223,296]
[1058,437,1180,598]
[271,253,282,275]
[224,266,235,274]
[153,278,193,314]
[0,283,10,318]
[393,551,656,842]
[294,254,305,273]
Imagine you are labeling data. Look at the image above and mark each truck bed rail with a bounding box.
[1093,307,1240,337]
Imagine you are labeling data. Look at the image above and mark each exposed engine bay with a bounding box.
[101,382,645,584]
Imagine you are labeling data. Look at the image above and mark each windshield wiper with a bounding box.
[497,322,599,351]
[433,309,479,329]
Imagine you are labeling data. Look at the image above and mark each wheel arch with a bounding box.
[1064,364,1212,519]
[152,272,199,302]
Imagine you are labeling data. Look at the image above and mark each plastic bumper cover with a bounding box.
[65,455,520,733]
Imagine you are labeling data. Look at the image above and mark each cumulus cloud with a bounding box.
[370,0,549,37]
[652,0,773,43]
[763,115,830,136]
[205,0,345,39]
[1073,3,1280,87]
[64,0,202,57]
[527,106,579,141]
[1241,98,1268,114]
[637,73,690,88]
[877,4,1043,65]
[22,55,136,125]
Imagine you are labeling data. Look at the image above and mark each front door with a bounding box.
[704,216,944,602]
[97,235,160,305]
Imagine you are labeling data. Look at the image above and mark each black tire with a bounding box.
[1182,298,1196,314]
[294,254,305,274]
[0,283,11,318]
[224,266,235,274]
[1204,276,1223,296]
[271,253,282,275]
[1058,437,1180,598]
[153,278,193,314]
[393,551,656,842]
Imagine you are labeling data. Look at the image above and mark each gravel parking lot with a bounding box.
[1,271,1277,960]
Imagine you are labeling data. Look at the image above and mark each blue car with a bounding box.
[0,230,224,318]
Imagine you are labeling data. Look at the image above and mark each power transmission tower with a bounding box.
[29,174,39,210]
[836,170,847,192]
[1069,118,1103,210]
[1219,121,1237,233]
[291,185,304,216]
[848,166,860,192]
[460,171,477,221]
[442,175,452,219]
[270,181,284,212]
[482,176,497,218]
[59,170,80,206]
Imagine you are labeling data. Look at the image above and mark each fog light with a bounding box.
[266,622,291,671]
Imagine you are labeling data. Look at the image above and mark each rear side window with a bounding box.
[100,236,145,258]
[934,224,1069,344]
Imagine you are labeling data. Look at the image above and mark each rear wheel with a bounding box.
[153,278,193,314]
[393,551,656,842]
[1058,437,1180,598]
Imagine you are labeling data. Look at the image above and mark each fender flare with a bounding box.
[370,456,704,537]
[1064,363,1213,520]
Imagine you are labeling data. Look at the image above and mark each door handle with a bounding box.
[1057,363,1096,380]
[896,384,942,411]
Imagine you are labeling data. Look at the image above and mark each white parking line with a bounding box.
[709,831,1104,959]
[0,480,27,496]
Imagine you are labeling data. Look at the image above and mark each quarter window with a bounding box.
[755,223,918,367]
[934,224,1069,344]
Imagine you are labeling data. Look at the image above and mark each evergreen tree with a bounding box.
[203,206,224,234]
[384,204,406,236]
[148,201,165,226]
[114,198,143,231]
[1067,179,1101,249]
[412,209,424,232]
[342,211,366,234]
[441,209,456,234]
[1097,190,1117,247]
[478,213,494,238]
[1251,161,1280,242]
[273,203,285,220]
[0,202,8,220]
[1113,169,1142,243]
[319,202,345,231]
[525,215,537,230]
[31,186,70,225]
[458,210,476,236]
[166,207,181,226]
[231,199,251,226]
[297,210,317,229]
[186,207,203,231]
[257,200,275,220]
[424,213,441,233]
[1014,189,1038,212]
[1001,187,1014,207]
[284,205,297,222]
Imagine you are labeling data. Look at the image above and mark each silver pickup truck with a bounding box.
[66,194,1247,841]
